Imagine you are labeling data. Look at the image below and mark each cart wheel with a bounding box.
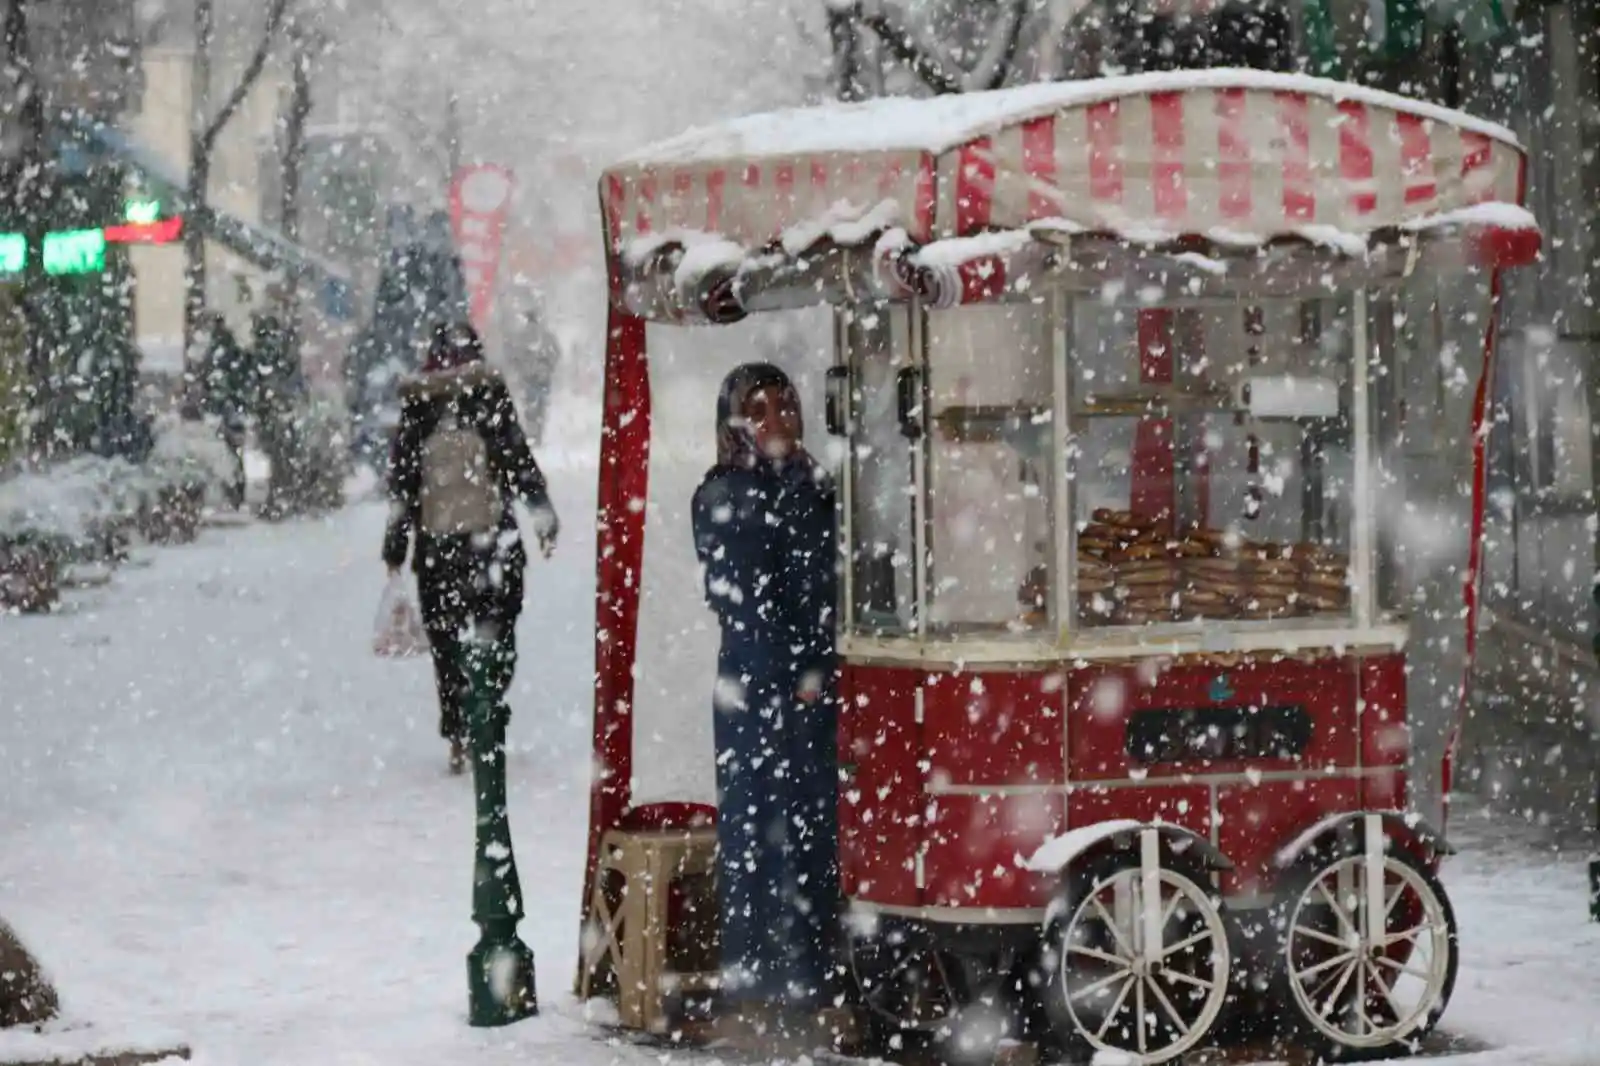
[1273,842,1458,1060]
[1041,850,1231,1065]
[845,925,969,1045]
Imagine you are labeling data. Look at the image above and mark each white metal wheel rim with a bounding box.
[1284,854,1452,1050]
[1056,867,1231,1065]
[846,935,961,1032]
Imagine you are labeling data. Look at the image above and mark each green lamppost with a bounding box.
[463,635,539,1025]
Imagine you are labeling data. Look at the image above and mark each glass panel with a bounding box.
[847,306,915,635]
[1373,292,1414,621]
[1069,301,1355,629]
[924,302,1055,634]
[1517,331,1591,639]
[1481,326,1519,612]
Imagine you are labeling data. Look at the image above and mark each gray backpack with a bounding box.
[419,411,501,534]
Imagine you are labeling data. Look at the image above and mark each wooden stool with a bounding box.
[579,827,719,1033]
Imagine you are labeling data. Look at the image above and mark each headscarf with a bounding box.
[715,361,801,469]
[423,320,485,373]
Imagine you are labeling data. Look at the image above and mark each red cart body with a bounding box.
[839,652,1410,914]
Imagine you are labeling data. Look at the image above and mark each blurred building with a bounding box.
[125,27,292,375]
[1469,1,1600,839]
[0,0,366,402]
[0,0,146,454]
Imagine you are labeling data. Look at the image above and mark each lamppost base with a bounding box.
[467,927,539,1027]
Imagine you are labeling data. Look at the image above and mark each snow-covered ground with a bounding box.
[2,458,1597,1066]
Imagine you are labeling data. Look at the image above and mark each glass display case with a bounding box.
[837,292,1388,645]
[1067,298,1359,631]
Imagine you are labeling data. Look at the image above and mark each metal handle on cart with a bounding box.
[825,365,851,437]
[1591,579,1600,921]
[1592,579,1600,665]
[896,367,923,440]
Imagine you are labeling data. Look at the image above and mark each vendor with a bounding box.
[689,362,850,1051]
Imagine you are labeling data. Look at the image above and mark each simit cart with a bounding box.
[578,69,1541,1064]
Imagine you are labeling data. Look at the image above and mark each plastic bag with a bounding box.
[373,575,429,659]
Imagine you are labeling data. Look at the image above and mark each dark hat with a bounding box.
[424,320,485,373]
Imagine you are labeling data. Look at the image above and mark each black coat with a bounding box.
[382,361,557,574]
[690,452,842,1002]
[690,453,839,708]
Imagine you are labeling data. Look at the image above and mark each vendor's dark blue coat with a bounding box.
[690,451,841,1006]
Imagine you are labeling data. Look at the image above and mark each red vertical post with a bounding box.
[577,303,650,975]
[1132,309,1210,530]
[1131,310,1175,528]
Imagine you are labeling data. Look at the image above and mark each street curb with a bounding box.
[0,1048,190,1066]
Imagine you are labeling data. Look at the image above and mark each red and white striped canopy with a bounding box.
[600,69,1525,256]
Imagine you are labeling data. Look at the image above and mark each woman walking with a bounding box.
[690,362,849,1050]
[382,322,559,772]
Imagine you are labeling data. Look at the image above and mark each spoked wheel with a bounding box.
[1042,852,1231,1064]
[846,922,969,1046]
[1275,843,1458,1060]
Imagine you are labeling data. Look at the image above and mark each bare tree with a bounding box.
[277,8,324,370]
[824,0,1032,98]
[825,0,1308,100]
[182,0,293,399]
[2,0,54,457]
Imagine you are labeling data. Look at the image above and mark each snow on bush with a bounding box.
[146,413,237,495]
[0,455,142,543]
[0,417,238,550]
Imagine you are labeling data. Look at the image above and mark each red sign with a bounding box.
[449,164,516,334]
[104,217,183,244]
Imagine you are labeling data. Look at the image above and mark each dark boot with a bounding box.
[812,1004,863,1053]
[711,1001,781,1053]
[746,1003,862,1058]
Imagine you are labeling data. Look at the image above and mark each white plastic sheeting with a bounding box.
[627,310,834,807]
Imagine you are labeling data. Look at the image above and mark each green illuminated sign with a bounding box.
[42,229,106,276]
[0,234,25,274]
[124,198,161,225]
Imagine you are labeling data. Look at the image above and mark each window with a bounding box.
[846,306,915,635]
[924,302,1055,634]
[1069,300,1354,629]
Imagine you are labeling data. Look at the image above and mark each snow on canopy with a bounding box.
[600,68,1526,257]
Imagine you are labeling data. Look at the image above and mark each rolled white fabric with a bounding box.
[1240,374,1341,419]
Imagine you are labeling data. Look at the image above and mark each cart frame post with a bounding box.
[1351,289,1376,630]
[1362,813,1386,948]
[1139,827,1165,961]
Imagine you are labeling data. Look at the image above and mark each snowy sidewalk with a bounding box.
[0,499,613,1066]
[1432,804,1600,1058]
[2,492,1598,1065]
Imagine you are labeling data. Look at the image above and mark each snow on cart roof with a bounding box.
[617,69,1520,168]
[600,68,1528,258]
